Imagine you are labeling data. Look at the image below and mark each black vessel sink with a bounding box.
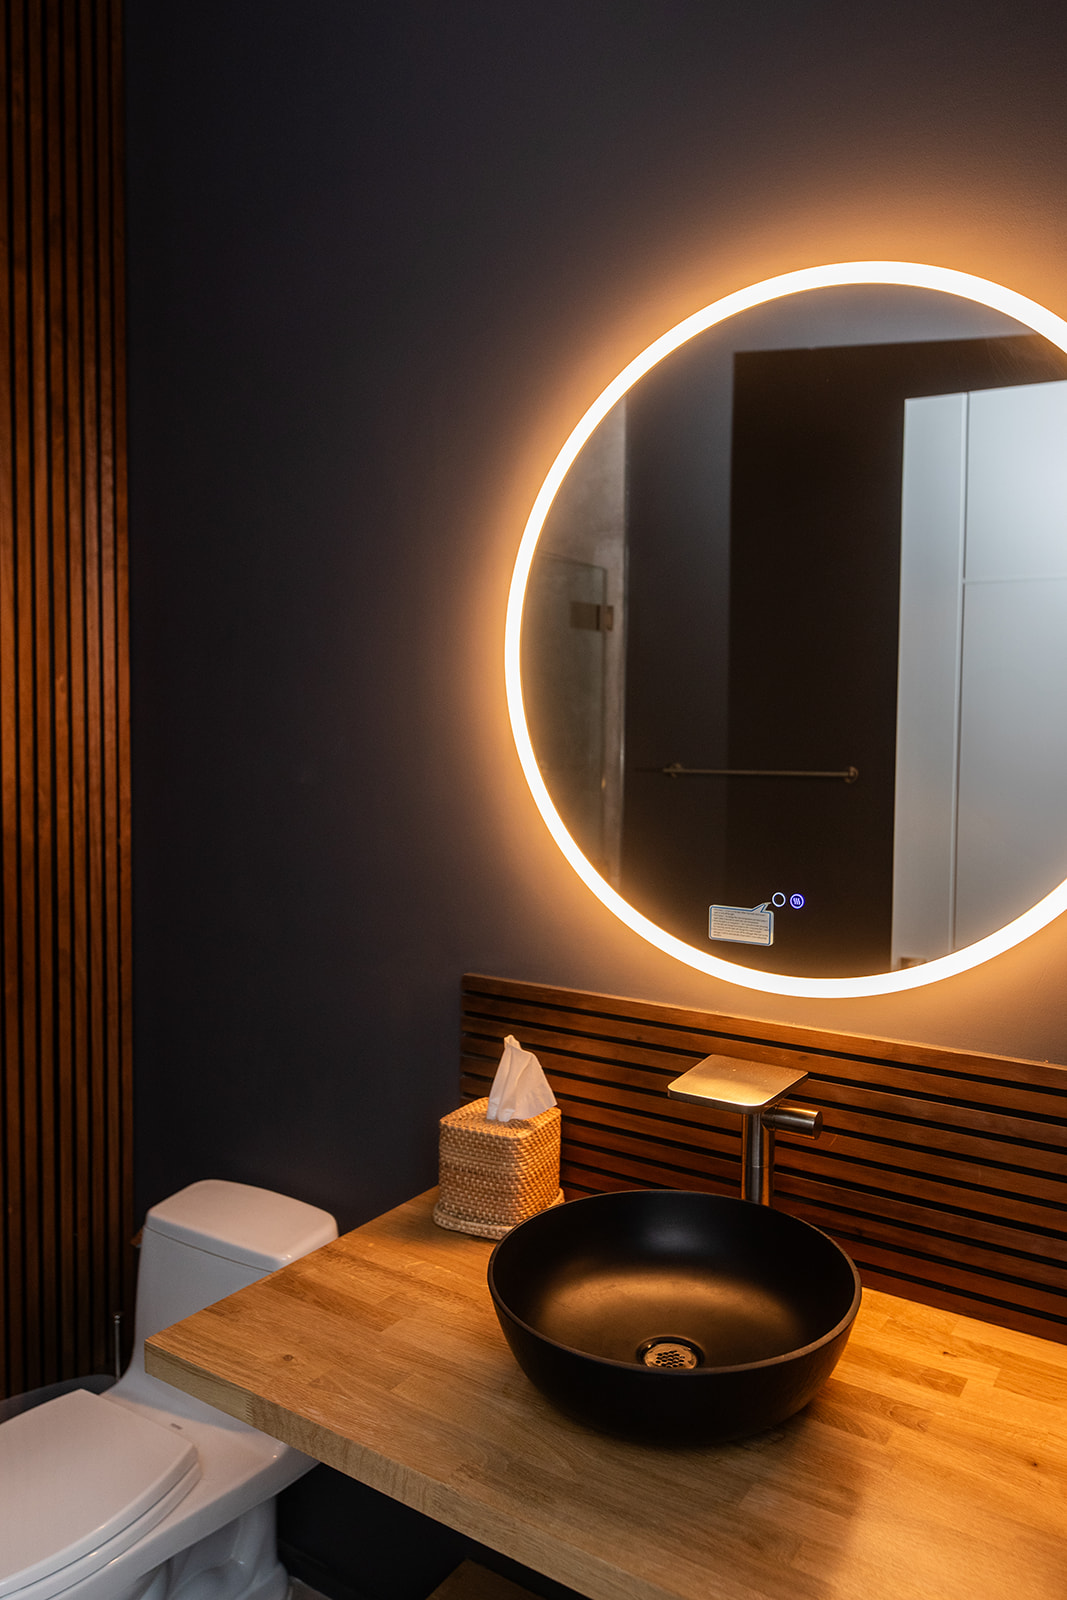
[488,1189,861,1444]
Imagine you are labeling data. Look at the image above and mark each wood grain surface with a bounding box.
[1,0,133,1398]
[146,1191,1067,1600]
[427,1561,540,1600]
[462,975,1067,1343]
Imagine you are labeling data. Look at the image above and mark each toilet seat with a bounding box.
[0,1388,201,1600]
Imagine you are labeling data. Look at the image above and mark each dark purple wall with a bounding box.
[124,5,1067,1593]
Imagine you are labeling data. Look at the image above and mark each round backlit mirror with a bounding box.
[507,263,1067,997]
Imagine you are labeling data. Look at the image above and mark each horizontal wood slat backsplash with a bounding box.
[460,975,1067,1343]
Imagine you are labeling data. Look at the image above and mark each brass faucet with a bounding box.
[667,1055,821,1205]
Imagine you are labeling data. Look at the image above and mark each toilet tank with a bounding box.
[119,1180,338,1392]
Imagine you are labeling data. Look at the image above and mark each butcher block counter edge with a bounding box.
[145,1190,1067,1600]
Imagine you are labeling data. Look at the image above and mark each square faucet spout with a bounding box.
[667,1054,808,1112]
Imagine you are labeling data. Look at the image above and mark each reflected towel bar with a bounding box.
[642,762,860,782]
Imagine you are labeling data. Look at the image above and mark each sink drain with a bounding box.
[637,1336,703,1370]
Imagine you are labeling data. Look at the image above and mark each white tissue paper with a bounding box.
[486,1034,557,1123]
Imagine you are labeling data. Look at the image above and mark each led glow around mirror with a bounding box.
[506,263,1067,998]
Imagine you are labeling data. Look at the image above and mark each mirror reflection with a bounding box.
[520,284,1067,979]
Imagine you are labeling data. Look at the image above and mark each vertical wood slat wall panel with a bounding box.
[0,0,131,1399]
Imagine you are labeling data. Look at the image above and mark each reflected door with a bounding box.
[894,380,1067,964]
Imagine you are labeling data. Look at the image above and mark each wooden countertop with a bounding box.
[145,1191,1067,1600]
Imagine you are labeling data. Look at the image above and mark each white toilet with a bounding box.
[0,1180,338,1600]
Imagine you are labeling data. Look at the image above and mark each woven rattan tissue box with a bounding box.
[432,1096,563,1239]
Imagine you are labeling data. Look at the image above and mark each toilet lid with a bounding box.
[0,1388,200,1598]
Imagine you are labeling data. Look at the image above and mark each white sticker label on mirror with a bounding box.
[708,906,774,946]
